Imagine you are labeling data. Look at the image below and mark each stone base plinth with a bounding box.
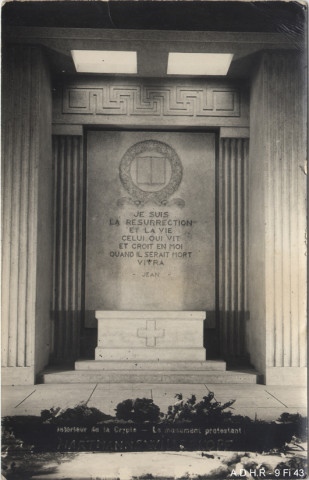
[2,366,36,385]
[95,311,206,362]
[43,367,259,384]
[76,360,225,371]
[264,367,307,386]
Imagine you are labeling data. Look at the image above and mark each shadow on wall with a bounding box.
[218,310,251,366]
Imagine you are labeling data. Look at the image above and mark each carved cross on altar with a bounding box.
[137,320,165,347]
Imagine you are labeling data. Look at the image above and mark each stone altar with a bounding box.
[95,311,206,362]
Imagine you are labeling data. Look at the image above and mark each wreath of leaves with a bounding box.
[119,140,183,205]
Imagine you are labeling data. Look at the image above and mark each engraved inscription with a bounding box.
[109,209,194,278]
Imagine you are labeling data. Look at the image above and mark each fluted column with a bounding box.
[51,134,85,362]
[218,137,249,360]
[248,52,307,384]
[1,46,53,384]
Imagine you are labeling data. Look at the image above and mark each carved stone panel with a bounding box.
[86,130,216,311]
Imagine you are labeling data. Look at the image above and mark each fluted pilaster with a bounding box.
[249,52,307,383]
[218,137,249,359]
[1,46,52,383]
[51,135,85,362]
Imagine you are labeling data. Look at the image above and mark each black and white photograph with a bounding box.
[1,0,308,478]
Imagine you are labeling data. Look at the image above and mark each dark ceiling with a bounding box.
[2,1,307,34]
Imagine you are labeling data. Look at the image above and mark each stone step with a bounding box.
[75,360,226,371]
[41,369,258,384]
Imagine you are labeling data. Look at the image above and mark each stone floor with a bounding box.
[2,383,307,420]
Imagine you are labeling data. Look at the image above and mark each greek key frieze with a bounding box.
[62,85,240,117]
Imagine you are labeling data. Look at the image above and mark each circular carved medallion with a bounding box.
[119,140,183,205]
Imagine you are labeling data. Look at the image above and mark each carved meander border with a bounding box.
[62,84,240,117]
[52,76,249,126]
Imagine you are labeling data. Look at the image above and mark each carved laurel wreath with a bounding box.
[119,140,183,206]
